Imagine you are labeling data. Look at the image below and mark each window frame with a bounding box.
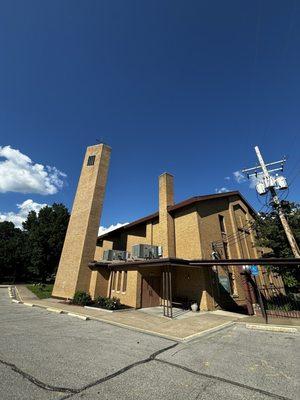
[87,155,96,166]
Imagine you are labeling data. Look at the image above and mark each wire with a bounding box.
[212,201,271,247]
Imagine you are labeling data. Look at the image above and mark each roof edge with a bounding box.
[97,191,256,240]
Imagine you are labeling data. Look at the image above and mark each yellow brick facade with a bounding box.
[53,144,111,299]
[92,193,259,312]
[53,144,262,314]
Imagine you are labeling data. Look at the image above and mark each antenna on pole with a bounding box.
[242,146,300,258]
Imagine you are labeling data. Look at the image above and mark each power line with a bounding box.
[212,201,271,248]
[242,146,300,258]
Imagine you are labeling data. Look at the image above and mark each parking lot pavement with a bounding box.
[157,324,300,400]
[0,363,64,400]
[1,288,299,400]
[0,289,174,391]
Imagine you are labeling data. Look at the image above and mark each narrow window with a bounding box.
[219,215,226,233]
[111,271,116,291]
[87,155,95,166]
[122,271,127,292]
[117,271,122,292]
[223,242,229,259]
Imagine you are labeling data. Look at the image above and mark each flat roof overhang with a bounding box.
[89,257,300,272]
[89,258,191,271]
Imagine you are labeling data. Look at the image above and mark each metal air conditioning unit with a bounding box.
[131,244,161,259]
[103,250,129,262]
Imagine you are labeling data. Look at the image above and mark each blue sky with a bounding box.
[0,0,299,231]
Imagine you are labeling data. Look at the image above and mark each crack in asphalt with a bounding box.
[0,343,179,398]
[0,340,295,400]
[155,359,293,400]
[58,342,179,399]
[0,340,294,400]
[59,342,293,400]
[0,359,77,394]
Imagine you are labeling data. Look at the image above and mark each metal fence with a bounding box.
[254,268,300,320]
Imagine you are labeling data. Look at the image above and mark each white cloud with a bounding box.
[215,187,229,194]
[233,170,262,189]
[0,145,66,195]
[0,199,47,229]
[98,222,129,236]
[224,176,231,181]
[233,170,246,184]
[249,175,261,189]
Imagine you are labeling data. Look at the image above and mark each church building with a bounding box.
[53,144,266,314]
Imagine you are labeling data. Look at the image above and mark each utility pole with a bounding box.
[242,146,300,259]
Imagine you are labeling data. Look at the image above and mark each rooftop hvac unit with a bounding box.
[103,250,129,262]
[131,244,161,259]
[275,176,288,190]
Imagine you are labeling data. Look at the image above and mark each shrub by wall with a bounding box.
[72,291,92,306]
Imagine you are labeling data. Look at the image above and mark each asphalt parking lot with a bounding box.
[0,288,299,400]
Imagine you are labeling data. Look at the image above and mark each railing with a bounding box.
[255,270,300,319]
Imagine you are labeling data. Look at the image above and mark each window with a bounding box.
[116,271,122,292]
[87,155,95,166]
[122,271,127,292]
[111,271,116,291]
[219,215,226,233]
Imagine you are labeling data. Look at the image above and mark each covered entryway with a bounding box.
[141,274,161,308]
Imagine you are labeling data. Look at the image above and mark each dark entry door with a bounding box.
[142,275,161,307]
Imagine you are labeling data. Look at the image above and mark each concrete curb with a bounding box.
[11,288,297,341]
[46,307,64,314]
[246,323,298,333]
[182,321,235,342]
[23,302,35,307]
[67,312,89,320]
[84,305,135,313]
[2,290,247,342]
[8,286,16,300]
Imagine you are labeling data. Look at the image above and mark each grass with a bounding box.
[27,284,54,299]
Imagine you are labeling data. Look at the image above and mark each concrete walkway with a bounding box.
[14,285,299,341]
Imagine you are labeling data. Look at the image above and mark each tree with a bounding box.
[22,203,70,282]
[254,201,300,288]
[0,222,26,282]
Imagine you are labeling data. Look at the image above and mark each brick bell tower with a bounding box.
[52,143,111,299]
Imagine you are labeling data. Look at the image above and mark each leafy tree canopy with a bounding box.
[0,203,69,283]
[254,201,300,288]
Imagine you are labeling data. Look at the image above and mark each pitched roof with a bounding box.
[98,191,256,240]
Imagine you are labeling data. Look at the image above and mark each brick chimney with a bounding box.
[159,173,176,258]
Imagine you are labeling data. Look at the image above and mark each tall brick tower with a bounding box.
[52,143,111,299]
[159,173,176,258]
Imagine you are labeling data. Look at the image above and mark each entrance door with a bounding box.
[141,275,161,308]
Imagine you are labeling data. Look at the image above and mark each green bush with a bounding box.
[95,296,107,308]
[94,296,122,310]
[105,297,121,310]
[72,291,92,306]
